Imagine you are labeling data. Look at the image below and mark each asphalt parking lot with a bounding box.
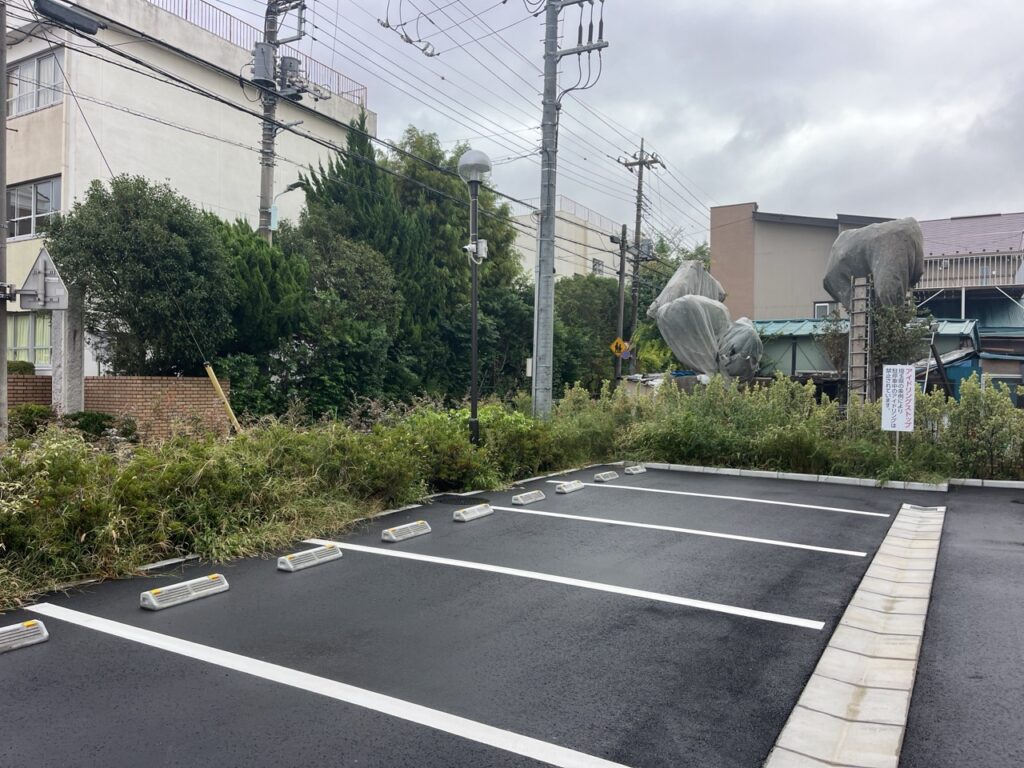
[1,466,943,767]
[899,485,1024,768]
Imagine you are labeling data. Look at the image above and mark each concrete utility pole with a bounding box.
[618,137,662,374]
[532,0,607,417]
[256,3,281,244]
[255,1,322,244]
[614,224,627,385]
[1,0,8,442]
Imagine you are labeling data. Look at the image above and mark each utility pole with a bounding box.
[1,0,8,442]
[254,1,324,244]
[613,224,627,385]
[256,3,282,244]
[617,137,661,374]
[532,0,607,417]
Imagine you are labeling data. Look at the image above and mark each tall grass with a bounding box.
[2,375,1022,610]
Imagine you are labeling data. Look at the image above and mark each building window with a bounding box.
[592,258,605,276]
[7,177,60,239]
[7,49,63,117]
[7,312,51,368]
[814,301,837,319]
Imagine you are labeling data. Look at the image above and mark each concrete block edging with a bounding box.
[762,502,946,768]
[642,462,948,492]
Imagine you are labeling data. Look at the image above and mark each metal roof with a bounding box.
[919,212,1024,257]
[980,326,1024,337]
[754,319,843,337]
[753,318,978,341]
[751,211,891,229]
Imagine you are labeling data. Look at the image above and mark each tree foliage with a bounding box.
[872,299,932,366]
[553,274,620,392]
[296,117,529,404]
[217,219,308,355]
[46,176,234,375]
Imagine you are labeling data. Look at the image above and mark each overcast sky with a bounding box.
[219,0,1024,245]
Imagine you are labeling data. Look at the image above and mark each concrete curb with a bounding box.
[641,462,948,492]
[763,503,946,768]
[948,478,1024,489]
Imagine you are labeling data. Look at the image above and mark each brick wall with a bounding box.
[84,377,231,440]
[5,375,231,440]
[8,375,52,407]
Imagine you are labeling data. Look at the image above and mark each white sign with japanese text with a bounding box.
[881,365,916,432]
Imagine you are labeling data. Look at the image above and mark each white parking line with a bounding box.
[490,506,866,557]
[546,481,888,517]
[306,539,825,631]
[27,603,630,768]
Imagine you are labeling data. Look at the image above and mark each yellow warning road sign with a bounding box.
[609,338,630,357]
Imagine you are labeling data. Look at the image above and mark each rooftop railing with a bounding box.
[917,252,1024,291]
[147,0,367,106]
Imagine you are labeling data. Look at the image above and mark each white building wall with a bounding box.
[514,197,620,280]
[5,0,375,375]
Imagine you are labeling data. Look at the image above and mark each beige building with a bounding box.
[710,203,1024,326]
[710,203,1024,388]
[709,203,889,320]
[514,195,622,279]
[5,0,373,372]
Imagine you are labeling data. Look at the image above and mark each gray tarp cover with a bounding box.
[647,260,726,319]
[654,295,731,376]
[823,217,925,310]
[717,317,764,380]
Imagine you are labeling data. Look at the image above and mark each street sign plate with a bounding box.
[19,247,68,311]
[609,337,630,357]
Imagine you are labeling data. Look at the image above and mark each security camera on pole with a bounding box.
[458,150,491,446]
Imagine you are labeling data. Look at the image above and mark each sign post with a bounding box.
[881,364,916,458]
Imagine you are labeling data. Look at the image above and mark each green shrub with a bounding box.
[7,360,35,375]
[480,404,554,479]
[9,404,54,438]
[5,373,1024,612]
[61,411,116,438]
[399,408,499,492]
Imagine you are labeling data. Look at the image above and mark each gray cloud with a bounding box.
[215,0,1024,237]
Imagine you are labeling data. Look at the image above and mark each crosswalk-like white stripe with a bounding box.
[27,603,632,768]
[489,506,866,557]
[306,539,825,631]
[546,481,888,517]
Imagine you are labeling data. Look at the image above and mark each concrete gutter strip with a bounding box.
[763,503,946,768]
[643,463,948,492]
[948,478,1024,489]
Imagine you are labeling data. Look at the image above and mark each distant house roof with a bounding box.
[744,204,1024,258]
[751,210,891,229]
[919,212,1024,257]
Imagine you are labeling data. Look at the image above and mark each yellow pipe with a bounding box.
[204,362,242,434]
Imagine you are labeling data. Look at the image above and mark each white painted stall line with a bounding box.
[547,481,888,518]
[305,539,825,630]
[490,506,866,557]
[27,604,630,768]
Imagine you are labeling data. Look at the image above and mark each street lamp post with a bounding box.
[458,150,492,445]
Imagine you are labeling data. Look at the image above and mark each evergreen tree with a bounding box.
[217,218,307,355]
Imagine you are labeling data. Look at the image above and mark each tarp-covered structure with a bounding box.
[648,260,763,380]
[823,217,925,310]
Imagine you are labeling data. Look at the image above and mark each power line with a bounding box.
[26,4,637,278]
[36,24,113,176]
[17,17,603,248]
[228,0,712,237]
